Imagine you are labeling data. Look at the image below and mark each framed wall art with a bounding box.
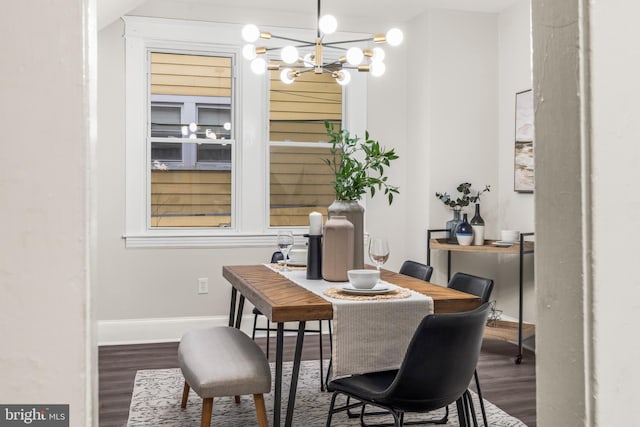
[514,89,534,193]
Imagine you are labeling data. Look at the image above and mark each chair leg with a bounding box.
[456,397,468,427]
[325,392,340,427]
[201,397,213,427]
[319,320,325,391]
[252,314,258,340]
[473,369,488,427]
[464,390,478,427]
[180,381,190,409]
[325,320,333,390]
[254,394,269,427]
[234,395,241,404]
[266,318,270,360]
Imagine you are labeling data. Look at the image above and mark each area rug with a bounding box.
[127,361,527,426]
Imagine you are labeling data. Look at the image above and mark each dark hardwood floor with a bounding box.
[99,335,536,426]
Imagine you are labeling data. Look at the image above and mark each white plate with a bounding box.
[277,259,306,267]
[492,240,515,247]
[340,285,394,295]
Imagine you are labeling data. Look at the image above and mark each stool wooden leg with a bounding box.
[181,382,190,409]
[201,398,213,427]
[234,395,241,404]
[253,394,269,427]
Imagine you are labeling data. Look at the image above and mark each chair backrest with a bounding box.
[382,303,490,412]
[447,272,494,304]
[399,260,434,282]
[271,251,284,263]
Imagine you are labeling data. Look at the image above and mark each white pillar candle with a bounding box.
[309,211,323,235]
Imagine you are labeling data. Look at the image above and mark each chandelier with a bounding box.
[240,0,404,86]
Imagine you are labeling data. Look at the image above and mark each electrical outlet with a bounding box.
[197,277,209,294]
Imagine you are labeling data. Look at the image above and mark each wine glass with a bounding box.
[369,237,390,273]
[276,230,294,271]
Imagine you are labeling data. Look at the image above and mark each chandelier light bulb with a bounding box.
[386,28,404,46]
[346,47,364,66]
[336,69,351,86]
[371,47,386,62]
[242,44,257,60]
[370,61,386,77]
[281,46,299,64]
[242,24,260,42]
[280,68,296,84]
[223,122,231,131]
[250,57,267,74]
[181,125,189,136]
[188,122,198,132]
[318,14,337,35]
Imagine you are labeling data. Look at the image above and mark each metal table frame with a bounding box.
[427,229,535,364]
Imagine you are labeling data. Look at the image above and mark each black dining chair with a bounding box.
[447,272,494,427]
[399,260,433,282]
[340,259,435,418]
[325,303,491,427]
[251,251,330,391]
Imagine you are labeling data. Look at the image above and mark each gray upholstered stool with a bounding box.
[178,326,271,427]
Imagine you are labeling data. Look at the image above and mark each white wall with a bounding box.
[590,2,640,422]
[496,0,535,323]
[401,4,534,326]
[0,1,95,426]
[425,9,500,291]
[532,0,640,425]
[405,9,502,285]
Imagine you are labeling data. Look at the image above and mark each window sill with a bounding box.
[122,232,304,248]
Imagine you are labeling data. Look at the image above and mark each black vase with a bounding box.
[470,204,485,246]
[446,210,462,244]
[455,213,474,246]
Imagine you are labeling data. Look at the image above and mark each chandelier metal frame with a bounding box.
[241,0,403,85]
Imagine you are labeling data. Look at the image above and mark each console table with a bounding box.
[427,229,535,364]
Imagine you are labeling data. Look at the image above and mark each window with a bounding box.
[268,67,342,226]
[124,17,367,247]
[149,52,234,228]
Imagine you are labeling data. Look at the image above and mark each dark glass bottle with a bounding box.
[446,210,462,244]
[455,213,474,246]
[470,203,485,246]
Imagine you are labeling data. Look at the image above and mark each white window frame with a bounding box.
[123,16,367,248]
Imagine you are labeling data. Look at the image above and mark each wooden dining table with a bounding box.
[223,264,481,427]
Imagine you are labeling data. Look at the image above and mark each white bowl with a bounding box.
[288,248,308,263]
[347,269,380,289]
[501,230,520,242]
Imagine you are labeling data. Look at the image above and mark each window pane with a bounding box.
[269,69,342,142]
[269,65,342,226]
[150,104,182,138]
[269,145,334,226]
[150,52,233,228]
[150,169,232,228]
[197,105,232,139]
[197,144,232,165]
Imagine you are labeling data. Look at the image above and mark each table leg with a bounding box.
[447,251,452,282]
[228,287,238,327]
[274,323,284,427]
[285,321,306,427]
[234,295,245,330]
[516,234,525,364]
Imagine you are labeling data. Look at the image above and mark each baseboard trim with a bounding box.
[97,316,330,346]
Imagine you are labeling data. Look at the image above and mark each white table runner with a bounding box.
[266,265,433,378]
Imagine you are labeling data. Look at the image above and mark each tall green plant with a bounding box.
[323,122,399,204]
